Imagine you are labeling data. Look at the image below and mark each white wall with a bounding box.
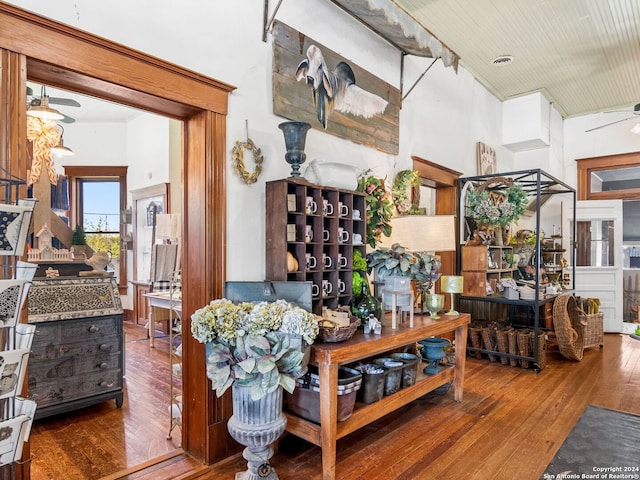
[9,0,517,282]
[564,113,640,188]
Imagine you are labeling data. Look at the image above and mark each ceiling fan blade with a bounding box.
[59,113,76,124]
[48,97,81,107]
[585,116,636,133]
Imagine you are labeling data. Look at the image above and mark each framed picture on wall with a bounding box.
[477,142,497,175]
[131,183,170,282]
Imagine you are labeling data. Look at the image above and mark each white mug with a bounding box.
[338,228,349,243]
[323,229,330,242]
[338,253,348,268]
[323,198,333,216]
[353,233,363,244]
[338,278,346,293]
[305,253,317,269]
[323,253,333,268]
[322,279,333,297]
[311,284,320,297]
[305,225,313,243]
[305,196,317,214]
[339,202,349,217]
[353,209,361,220]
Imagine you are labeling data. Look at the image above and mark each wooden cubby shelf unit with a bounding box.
[266,178,366,315]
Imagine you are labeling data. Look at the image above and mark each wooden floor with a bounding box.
[28,322,184,480]
[195,332,640,480]
[26,327,640,480]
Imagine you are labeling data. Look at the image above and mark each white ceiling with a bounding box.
[393,0,640,119]
[31,1,640,129]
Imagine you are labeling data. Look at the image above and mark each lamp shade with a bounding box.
[378,215,456,252]
[441,275,464,293]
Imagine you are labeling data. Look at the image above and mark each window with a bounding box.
[65,166,128,292]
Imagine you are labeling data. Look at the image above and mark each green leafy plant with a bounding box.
[352,249,368,293]
[71,225,87,245]
[357,173,394,248]
[366,243,417,281]
[191,299,319,400]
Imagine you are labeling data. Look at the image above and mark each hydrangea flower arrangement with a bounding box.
[191,299,319,400]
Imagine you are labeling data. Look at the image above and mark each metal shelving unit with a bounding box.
[456,169,576,371]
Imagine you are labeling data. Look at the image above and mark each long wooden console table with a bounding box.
[285,313,470,480]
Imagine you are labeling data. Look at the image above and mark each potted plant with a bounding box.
[367,243,417,307]
[71,225,88,259]
[190,298,319,399]
[190,298,319,479]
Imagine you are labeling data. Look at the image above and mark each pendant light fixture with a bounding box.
[50,125,74,157]
[26,86,65,121]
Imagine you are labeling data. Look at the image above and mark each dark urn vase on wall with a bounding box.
[278,121,311,178]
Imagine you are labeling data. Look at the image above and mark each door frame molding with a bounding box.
[0,2,235,471]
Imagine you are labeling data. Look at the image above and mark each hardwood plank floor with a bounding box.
[25,327,640,480]
[194,333,640,480]
[28,322,181,480]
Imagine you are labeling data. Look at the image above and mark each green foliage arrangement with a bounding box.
[191,299,319,400]
[392,169,420,215]
[467,182,528,227]
[352,249,368,293]
[357,173,394,248]
[367,244,441,288]
[71,225,87,245]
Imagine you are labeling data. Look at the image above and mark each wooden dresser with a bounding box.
[27,276,124,419]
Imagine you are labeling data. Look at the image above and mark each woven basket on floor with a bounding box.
[578,310,604,349]
[481,325,498,362]
[496,326,513,365]
[507,329,519,367]
[468,325,483,359]
[552,294,584,361]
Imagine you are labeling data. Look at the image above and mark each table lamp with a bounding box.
[378,215,456,313]
[441,275,464,315]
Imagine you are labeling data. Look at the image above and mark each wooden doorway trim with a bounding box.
[576,151,640,201]
[0,2,235,470]
[412,156,462,278]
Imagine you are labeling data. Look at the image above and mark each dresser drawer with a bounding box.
[32,315,121,343]
[29,345,121,380]
[31,333,120,361]
[29,368,122,408]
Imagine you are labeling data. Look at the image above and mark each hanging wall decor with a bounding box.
[232,121,264,185]
[272,21,401,155]
[477,142,497,176]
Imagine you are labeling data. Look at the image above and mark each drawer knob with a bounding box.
[99,380,114,388]
[60,346,69,354]
[99,344,109,351]
[99,362,108,369]
[89,325,99,333]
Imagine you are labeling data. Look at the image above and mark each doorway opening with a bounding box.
[26,82,185,479]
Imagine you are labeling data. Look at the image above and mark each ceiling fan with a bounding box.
[26,85,80,124]
[585,103,640,133]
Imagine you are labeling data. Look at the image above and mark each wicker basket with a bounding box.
[579,311,604,349]
[318,317,360,343]
[552,294,584,361]
[496,326,514,365]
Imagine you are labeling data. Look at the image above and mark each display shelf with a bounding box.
[266,178,366,315]
[284,313,469,480]
[457,169,576,370]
